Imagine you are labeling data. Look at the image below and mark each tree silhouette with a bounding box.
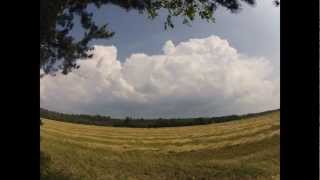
[40,0,279,75]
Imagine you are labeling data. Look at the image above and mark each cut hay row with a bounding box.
[41,110,280,180]
[41,111,278,139]
[41,123,278,151]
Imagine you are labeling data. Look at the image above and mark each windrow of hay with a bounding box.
[41,110,280,180]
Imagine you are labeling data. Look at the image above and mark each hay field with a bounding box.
[40,110,280,180]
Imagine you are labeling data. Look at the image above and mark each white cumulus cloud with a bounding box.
[40,35,279,118]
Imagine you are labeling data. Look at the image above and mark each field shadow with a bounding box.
[40,151,72,180]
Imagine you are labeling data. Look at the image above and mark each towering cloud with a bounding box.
[40,35,279,118]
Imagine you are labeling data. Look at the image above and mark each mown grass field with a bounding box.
[40,110,280,180]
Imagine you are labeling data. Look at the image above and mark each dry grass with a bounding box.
[41,111,280,180]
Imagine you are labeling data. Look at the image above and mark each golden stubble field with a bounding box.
[40,111,280,180]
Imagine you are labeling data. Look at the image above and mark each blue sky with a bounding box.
[75,1,279,67]
[40,1,280,118]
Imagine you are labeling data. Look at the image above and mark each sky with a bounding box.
[40,0,280,118]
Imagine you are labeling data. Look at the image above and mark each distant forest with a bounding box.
[40,108,279,128]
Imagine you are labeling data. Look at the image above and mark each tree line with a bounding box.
[40,108,279,128]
